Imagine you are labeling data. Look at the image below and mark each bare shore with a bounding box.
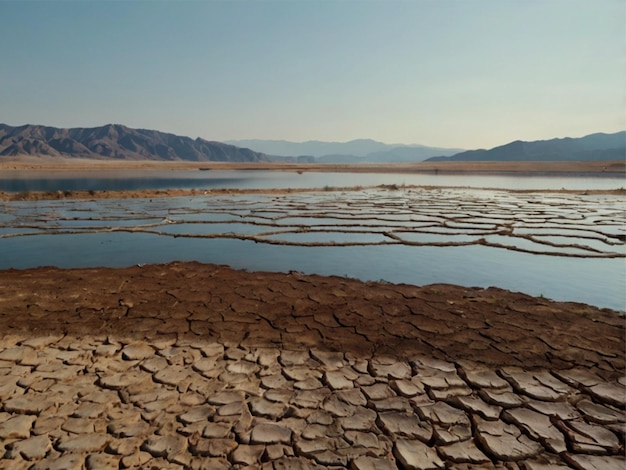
[2,262,623,372]
[1,157,624,174]
[1,161,625,468]
[1,158,624,202]
[0,262,624,468]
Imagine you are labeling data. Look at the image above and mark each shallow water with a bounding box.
[1,169,624,191]
[1,187,624,310]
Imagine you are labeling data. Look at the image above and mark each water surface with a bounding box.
[1,169,624,191]
[2,188,624,310]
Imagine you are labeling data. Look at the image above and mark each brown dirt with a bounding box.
[0,157,624,174]
[2,159,623,202]
[1,262,623,380]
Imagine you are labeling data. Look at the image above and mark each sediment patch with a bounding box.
[0,262,624,468]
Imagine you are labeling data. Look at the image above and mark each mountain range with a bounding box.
[426,132,625,163]
[225,138,464,162]
[1,123,624,164]
[0,124,271,162]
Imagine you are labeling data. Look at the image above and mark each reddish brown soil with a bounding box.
[1,262,623,380]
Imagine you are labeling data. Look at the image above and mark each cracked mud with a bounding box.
[0,262,624,469]
[2,187,624,258]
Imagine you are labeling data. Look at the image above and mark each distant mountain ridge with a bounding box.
[225,138,464,162]
[2,124,623,164]
[0,124,271,162]
[426,132,625,162]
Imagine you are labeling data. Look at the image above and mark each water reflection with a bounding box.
[1,169,624,191]
[1,187,624,310]
[2,232,624,311]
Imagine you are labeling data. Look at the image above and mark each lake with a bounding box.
[1,169,624,192]
[2,186,624,311]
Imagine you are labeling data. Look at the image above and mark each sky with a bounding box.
[1,0,624,149]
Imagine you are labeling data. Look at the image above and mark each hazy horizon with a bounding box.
[3,122,623,151]
[1,1,624,149]
[224,130,625,149]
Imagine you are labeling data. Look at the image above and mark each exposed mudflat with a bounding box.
[0,262,624,469]
[1,157,624,174]
[1,162,624,467]
[2,187,624,260]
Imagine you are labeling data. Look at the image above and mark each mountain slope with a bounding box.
[0,124,271,162]
[426,132,625,162]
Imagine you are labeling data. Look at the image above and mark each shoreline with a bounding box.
[0,261,626,377]
[1,158,624,174]
[2,159,624,202]
[2,184,625,202]
[1,263,624,468]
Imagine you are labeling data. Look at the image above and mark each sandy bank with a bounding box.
[1,157,624,174]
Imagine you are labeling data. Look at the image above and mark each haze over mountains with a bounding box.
[225,139,464,162]
[1,123,623,164]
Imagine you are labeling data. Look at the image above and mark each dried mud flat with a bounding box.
[1,158,624,174]
[2,187,625,263]
[0,261,624,469]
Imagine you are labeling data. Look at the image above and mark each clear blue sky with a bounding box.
[1,0,624,149]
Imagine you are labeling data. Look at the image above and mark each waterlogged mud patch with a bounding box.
[1,188,624,258]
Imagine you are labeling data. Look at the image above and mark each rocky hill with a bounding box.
[426,131,625,162]
[0,124,271,162]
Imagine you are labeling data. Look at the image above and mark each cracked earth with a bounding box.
[0,262,624,469]
[2,188,625,258]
